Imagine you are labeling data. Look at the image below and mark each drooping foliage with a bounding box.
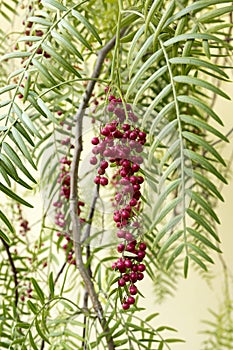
[0,0,232,349]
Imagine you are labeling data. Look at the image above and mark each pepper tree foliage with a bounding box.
[0,0,233,349]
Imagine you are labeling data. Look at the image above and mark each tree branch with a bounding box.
[0,237,19,307]
[70,32,126,350]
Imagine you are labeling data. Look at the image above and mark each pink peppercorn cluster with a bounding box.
[90,94,147,309]
[113,242,147,310]
[16,204,30,236]
[53,123,85,265]
[17,5,50,58]
[20,282,33,302]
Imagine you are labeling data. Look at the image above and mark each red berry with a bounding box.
[137,251,145,260]
[103,149,112,157]
[130,272,138,282]
[133,191,141,200]
[108,95,116,101]
[139,242,147,251]
[122,159,131,168]
[36,47,43,54]
[125,233,134,242]
[129,176,138,184]
[114,213,121,223]
[100,177,108,186]
[132,264,138,272]
[126,242,135,252]
[122,302,130,310]
[100,160,108,169]
[101,127,110,136]
[129,198,137,206]
[36,30,44,37]
[90,156,97,165]
[98,168,105,175]
[122,210,130,219]
[108,123,116,132]
[138,263,146,272]
[119,266,126,273]
[123,273,130,282]
[107,103,115,112]
[97,143,106,154]
[115,193,123,202]
[125,205,132,212]
[105,136,114,145]
[129,131,137,140]
[123,130,131,139]
[129,284,138,295]
[91,137,99,145]
[133,184,140,191]
[137,272,144,280]
[135,144,143,153]
[122,123,130,131]
[125,259,132,268]
[138,131,146,140]
[117,260,125,269]
[120,168,129,177]
[94,176,101,184]
[138,139,146,145]
[118,278,126,287]
[113,130,123,139]
[117,243,125,253]
[132,163,140,172]
[92,146,99,155]
[127,296,135,305]
[117,230,126,238]
[129,140,137,149]
[120,178,130,185]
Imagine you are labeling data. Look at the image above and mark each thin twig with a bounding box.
[0,237,19,307]
[53,261,67,286]
[40,261,67,350]
[211,127,233,147]
[70,31,126,350]
[202,126,233,161]
[82,185,99,349]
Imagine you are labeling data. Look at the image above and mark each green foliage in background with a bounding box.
[0,0,233,349]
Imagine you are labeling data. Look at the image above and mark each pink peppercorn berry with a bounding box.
[129,284,138,295]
